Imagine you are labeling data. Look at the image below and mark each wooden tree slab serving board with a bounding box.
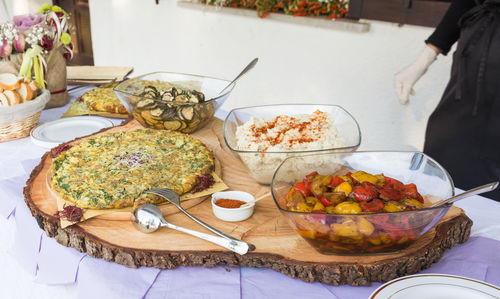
[24,118,473,286]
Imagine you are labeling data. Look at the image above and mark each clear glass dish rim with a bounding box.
[223,103,362,154]
[113,71,235,104]
[270,150,455,216]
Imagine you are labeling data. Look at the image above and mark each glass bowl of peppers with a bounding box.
[271,151,455,255]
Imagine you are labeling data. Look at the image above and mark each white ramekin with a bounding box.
[211,191,255,222]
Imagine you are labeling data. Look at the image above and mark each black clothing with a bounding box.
[424,0,500,201]
[426,0,477,54]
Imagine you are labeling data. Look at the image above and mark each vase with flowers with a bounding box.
[0,3,74,108]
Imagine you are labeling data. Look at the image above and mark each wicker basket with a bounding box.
[0,89,51,142]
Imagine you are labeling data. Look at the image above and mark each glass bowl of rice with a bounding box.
[223,104,361,184]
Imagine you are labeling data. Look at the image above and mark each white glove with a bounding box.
[394,46,438,105]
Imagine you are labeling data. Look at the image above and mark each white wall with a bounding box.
[1,0,46,22]
[91,1,451,151]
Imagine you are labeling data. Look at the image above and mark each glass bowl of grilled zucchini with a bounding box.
[114,72,235,133]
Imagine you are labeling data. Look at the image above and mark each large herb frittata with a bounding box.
[51,129,214,209]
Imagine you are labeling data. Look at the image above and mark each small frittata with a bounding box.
[81,82,128,114]
[51,129,214,209]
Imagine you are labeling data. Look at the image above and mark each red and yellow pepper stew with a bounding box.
[286,171,424,214]
[283,171,428,254]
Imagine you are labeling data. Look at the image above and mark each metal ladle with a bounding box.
[132,204,249,255]
[429,181,499,208]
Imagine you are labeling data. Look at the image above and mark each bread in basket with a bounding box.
[0,88,50,142]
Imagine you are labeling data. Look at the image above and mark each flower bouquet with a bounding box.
[0,4,74,108]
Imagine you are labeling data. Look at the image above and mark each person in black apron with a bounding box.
[395,0,500,201]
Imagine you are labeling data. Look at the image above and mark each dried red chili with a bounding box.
[52,144,71,157]
[191,174,216,193]
[55,204,85,222]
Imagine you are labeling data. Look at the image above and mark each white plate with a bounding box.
[30,116,114,148]
[370,274,500,299]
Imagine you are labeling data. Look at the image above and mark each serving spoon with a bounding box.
[217,57,258,96]
[146,188,255,251]
[429,181,499,208]
[132,204,249,255]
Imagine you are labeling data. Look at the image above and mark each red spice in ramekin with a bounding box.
[215,198,246,209]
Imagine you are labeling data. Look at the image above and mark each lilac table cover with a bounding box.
[3,169,500,299]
